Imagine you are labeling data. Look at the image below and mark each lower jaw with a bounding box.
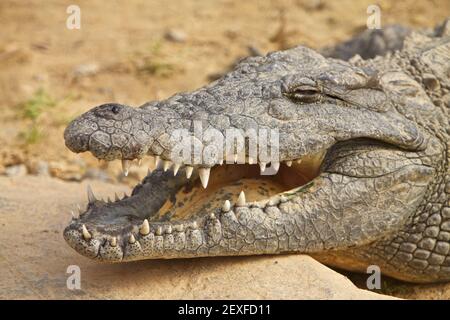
[64,154,324,261]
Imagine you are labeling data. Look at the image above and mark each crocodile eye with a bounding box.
[286,85,321,103]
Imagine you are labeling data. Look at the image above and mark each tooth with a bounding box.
[272,162,280,172]
[81,224,91,240]
[259,162,266,173]
[110,237,117,247]
[173,163,181,176]
[175,224,184,232]
[286,161,292,167]
[115,193,120,201]
[166,225,172,234]
[140,219,150,235]
[129,234,136,244]
[138,159,142,166]
[296,159,302,164]
[71,210,77,220]
[234,154,238,163]
[210,212,216,219]
[199,167,210,188]
[77,204,84,215]
[121,159,131,176]
[156,226,163,236]
[218,159,224,165]
[87,185,96,203]
[237,191,246,206]
[155,156,162,169]
[107,196,112,203]
[248,157,254,164]
[185,166,194,179]
[147,168,152,176]
[222,200,231,212]
[163,160,172,172]
[192,221,198,229]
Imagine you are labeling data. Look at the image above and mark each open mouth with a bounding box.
[64,150,326,261]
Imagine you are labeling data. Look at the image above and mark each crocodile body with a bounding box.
[63,21,450,283]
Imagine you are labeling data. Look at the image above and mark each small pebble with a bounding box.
[5,164,27,177]
[165,29,187,43]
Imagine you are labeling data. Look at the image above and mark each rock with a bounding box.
[83,168,112,182]
[48,161,83,181]
[0,176,397,299]
[165,29,187,43]
[4,164,27,177]
[27,160,50,176]
[73,62,99,77]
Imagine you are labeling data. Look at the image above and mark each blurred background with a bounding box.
[0,0,448,186]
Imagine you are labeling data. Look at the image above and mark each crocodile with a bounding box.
[63,20,450,283]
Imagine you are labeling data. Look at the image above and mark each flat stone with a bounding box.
[0,176,395,299]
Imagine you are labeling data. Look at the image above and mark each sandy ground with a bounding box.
[0,0,449,181]
[0,0,449,299]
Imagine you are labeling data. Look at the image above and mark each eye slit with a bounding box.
[286,85,321,103]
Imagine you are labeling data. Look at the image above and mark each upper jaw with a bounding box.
[63,147,325,261]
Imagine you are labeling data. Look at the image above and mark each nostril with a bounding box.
[111,105,120,114]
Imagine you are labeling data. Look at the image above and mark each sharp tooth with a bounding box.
[110,237,117,247]
[175,224,184,232]
[107,196,112,203]
[163,160,172,172]
[248,157,254,164]
[222,200,231,212]
[155,156,162,169]
[272,162,280,172]
[81,224,91,240]
[140,219,150,235]
[192,221,198,229]
[185,166,194,179]
[210,212,216,219]
[138,159,142,166]
[71,210,77,220]
[237,191,246,206]
[296,159,302,164]
[173,163,181,176]
[115,193,120,201]
[87,185,96,203]
[218,159,223,165]
[286,161,292,167]
[233,154,238,163]
[122,159,131,176]
[268,197,279,206]
[77,204,84,215]
[259,162,266,173]
[198,167,210,188]
[147,168,152,176]
[129,234,136,244]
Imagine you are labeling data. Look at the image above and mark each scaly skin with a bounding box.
[63,21,450,283]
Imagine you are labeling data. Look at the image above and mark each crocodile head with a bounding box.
[63,46,434,265]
